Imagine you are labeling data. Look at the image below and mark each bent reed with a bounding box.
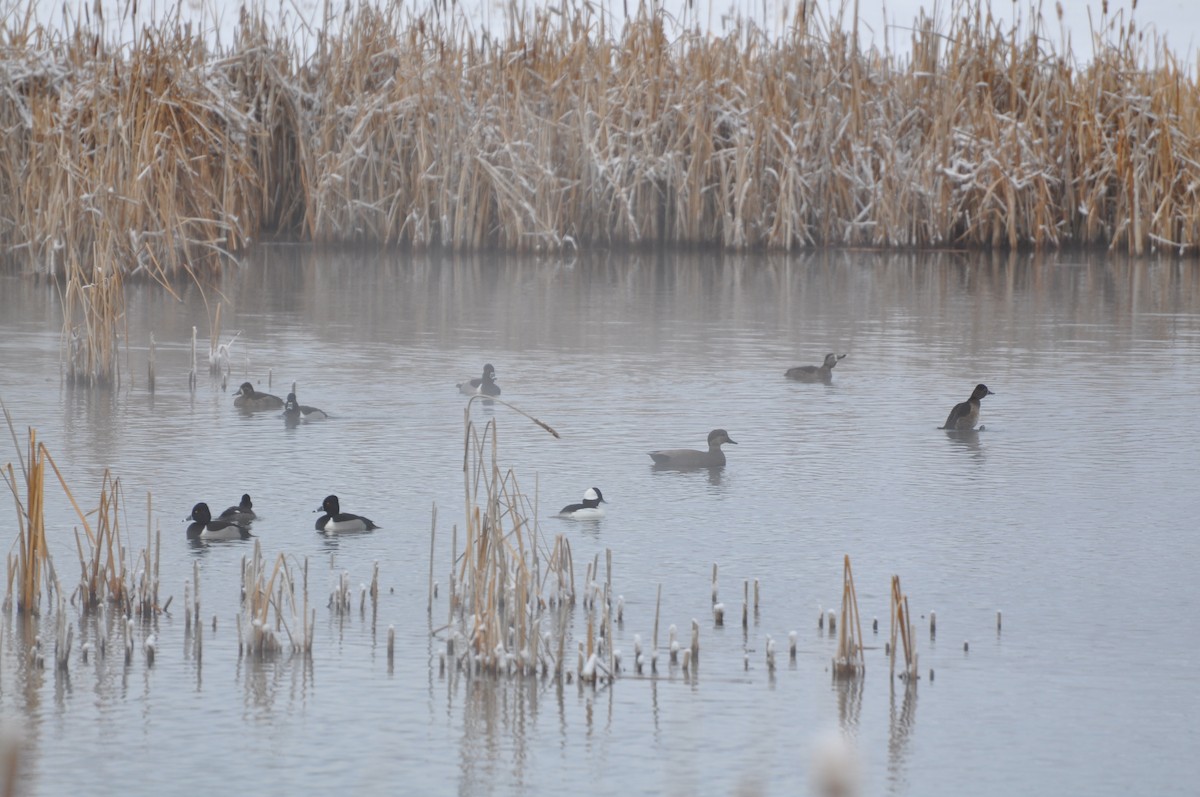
[2,0,1200,278]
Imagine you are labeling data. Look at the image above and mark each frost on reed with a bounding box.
[4,0,1200,272]
[445,396,583,678]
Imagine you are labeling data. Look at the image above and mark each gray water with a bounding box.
[0,248,1197,796]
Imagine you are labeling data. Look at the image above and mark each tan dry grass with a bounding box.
[4,0,1200,270]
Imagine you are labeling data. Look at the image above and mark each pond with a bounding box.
[0,248,1197,796]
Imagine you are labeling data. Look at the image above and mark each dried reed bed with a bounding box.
[3,0,1200,275]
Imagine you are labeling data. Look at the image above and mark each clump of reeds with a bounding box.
[832,555,865,678]
[444,397,581,678]
[239,541,314,658]
[2,411,57,615]
[59,252,127,387]
[889,575,918,681]
[66,469,126,610]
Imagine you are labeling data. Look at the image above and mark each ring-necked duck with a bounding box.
[284,393,329,422]
[557,487,607,519]
[219,493,256,522]
[649,429,738,468]
[314,495,380,533]
[785,353,846,383]
[233,382,284,411]
[457,364,501,396]
[186,502,251,541]
[940,383,995,431]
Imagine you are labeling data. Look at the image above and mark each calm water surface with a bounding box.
[0,249,1197,796]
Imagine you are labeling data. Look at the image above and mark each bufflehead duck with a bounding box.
[186,503,251,541]
[219,493,256,522]
[940,383,994,431]
[457,364,501,396]
[233,382,284,411]
[649,429,738,468]
[314,495,380,533]
[284,392,329,422]
[557,487,607,519]
[785,353,846,383]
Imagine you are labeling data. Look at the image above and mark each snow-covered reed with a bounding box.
[2,0,1197,286]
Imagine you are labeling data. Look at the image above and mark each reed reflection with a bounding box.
[887,681,918,795]
[835,676,863,736]
[457,677,539,795]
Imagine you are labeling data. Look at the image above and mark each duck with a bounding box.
[940,383,994,431]
[649,429,738,468]
[186,502,251,541]
[457,363,501,396]
[219,493,256,522]
[557,487,607,519]
[314,495,380,533]
[284,392,329,423]
[233,382,284,411]
[785,353,847,383]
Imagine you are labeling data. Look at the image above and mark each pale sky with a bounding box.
[6,0,1199,63]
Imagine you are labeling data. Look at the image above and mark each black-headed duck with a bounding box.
[186,503,251,541]
[458,364,501,396]
[284,392,329,423]
[557,487,607,519]
[219,493,256,522]
[314,495,380,533]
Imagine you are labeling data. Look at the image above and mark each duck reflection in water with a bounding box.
[942,427,983,456]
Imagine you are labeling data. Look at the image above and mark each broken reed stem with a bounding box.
[890,574,918,681]
[832,555,865,679]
